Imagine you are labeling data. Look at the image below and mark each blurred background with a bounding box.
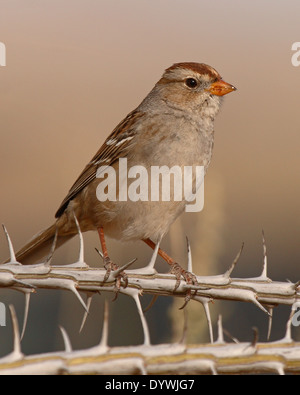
[0,0,300,357]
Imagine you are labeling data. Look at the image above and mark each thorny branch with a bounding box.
[1,304,300,375]
[1,224,300,375]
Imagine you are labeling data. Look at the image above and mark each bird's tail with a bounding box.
[11,224,74,265]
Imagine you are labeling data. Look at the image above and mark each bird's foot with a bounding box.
[170,262,198,291]
[170,262,198,309]
[103,256,128,299]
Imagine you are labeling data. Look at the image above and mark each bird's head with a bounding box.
[154,62,236,117]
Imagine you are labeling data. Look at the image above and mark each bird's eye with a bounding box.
[185,78,198,88]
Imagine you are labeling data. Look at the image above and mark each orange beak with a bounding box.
[206,79,237,96]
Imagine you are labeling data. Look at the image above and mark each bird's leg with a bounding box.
[143,238,198,292]
[143,238,173,264]
[97,227,128,293]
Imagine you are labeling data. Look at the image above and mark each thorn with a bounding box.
[276,364,285,376]
[99,298,109,348]
[266,305,274,341]
[210,364,218,376]
[216,315,225,344]
[9,305,23,359]
[2,224,20,265]
[261,229,268,278]
[95,247,104,259]
[252,297,271,316]
[143,237,161,272]
[72,212,88,268]
[202,299,213,343]
[46,228,58,265]
[282,309,294,343]
[74,212,84,262]
[244,326,259,352]
[186,236,193,273]
[222,328,240,344]
[79,293,93,333]
[251,326,259,348]
[122,288,151,346]
[112,258,137,278]
[59,326,72,352]
[179,307,188,344]
[20,292,31,341]
[68,283,89,313]
[224,242,244,278]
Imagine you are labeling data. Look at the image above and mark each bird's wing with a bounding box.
[55,110,145,217]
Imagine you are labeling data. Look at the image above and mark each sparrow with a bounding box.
[11,62,236,287]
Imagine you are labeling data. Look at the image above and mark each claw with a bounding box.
[102,257,115,283]
[102,257,129,300]
[179,291,192,310]
[170,262,198,291]
[170,263,182,291]
[170,262,198,309]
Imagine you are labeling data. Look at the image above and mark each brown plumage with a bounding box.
[11,62,236,266]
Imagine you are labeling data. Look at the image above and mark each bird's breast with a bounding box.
[130,114,215,170]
